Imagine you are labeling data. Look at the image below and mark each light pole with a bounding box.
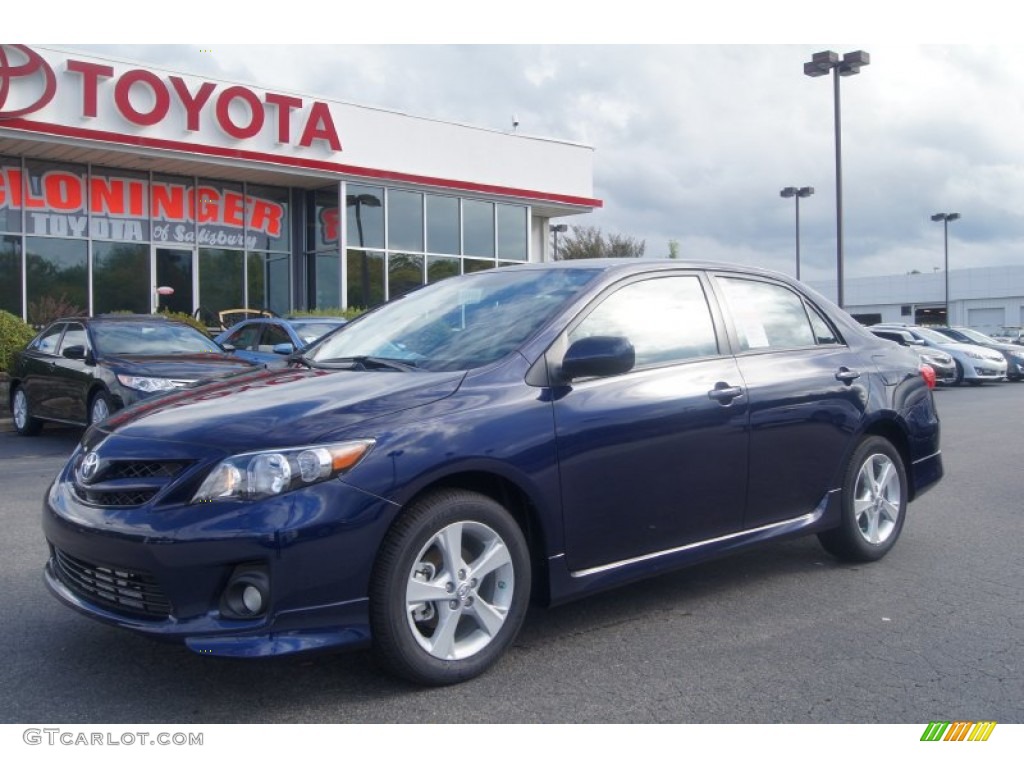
[780,186,814,280]
[931,212,960,324]
[804,49,870,308]
[550,223,568,260]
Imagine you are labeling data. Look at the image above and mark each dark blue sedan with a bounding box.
[42,260,942,685]
[214,316,347,364]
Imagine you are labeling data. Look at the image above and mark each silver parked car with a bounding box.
[870,327,956,386]
[933,326,1024,382]
[872,324,1006,386]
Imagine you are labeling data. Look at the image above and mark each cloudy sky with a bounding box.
[37,3,1021,288]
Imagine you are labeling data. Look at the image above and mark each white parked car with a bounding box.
[872,324,1007,385]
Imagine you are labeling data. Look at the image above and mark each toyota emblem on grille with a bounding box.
[78,452,101,484]
[0,45,57,118]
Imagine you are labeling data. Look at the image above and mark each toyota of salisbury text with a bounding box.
[42,260,943,685]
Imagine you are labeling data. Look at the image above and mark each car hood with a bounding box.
[100,353,255,379]
[95,366,465,454]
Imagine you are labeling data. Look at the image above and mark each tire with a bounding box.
[11,386,43,436]
[369,489,531,686]
[952,361,964,387]
[818,436,907,563]
[88,390,113,426]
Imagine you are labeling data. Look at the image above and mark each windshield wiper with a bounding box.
[286,352,317,369]
[317,356,419,372]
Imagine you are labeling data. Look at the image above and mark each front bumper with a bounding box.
[42,459,400,657]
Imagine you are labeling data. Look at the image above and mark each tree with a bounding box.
[554,225,645,260]
[667,239,681,259]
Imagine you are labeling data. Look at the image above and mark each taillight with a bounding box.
[920,363,936,389]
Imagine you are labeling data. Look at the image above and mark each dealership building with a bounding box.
[0,44,600,323]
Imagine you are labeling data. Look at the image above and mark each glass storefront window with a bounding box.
[463,257,495,274]
[427,256,461,284]
[93,242,149,314]
[463,200,495,258]
[315,251,340,309]
[0,235,22,316]
[90,167,149,242]
[346,185,384,249]
[199,248,245,315]
[307,188,339,252]
[426,194,459,255]
[25,237,87,321]
[388,253,424,299]
[346,248,385,309]
[151,174,197,248]
[497,204,527,261]
[197,179,247,250]
[0,156,22,233]
[24,160,87,240]
[246,184,290,252]
[388,190,423,252]
[248,252,291,315]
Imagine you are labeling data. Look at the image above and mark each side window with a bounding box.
[32,324,65,355]
[806,303,841,345]
[569,275,718,368]
[260,323,292,351]
[719,278,815,351]
[57,323,87,353]
[224,324,261,351]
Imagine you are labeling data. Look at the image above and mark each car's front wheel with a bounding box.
[88,390,113,426]
[370,489,531,686]
[818,436,907,562]
[11,386,43,436]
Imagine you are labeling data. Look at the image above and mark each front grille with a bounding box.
[53,549,171,619]
[73,458,192,508]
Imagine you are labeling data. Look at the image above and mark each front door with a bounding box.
[154,247,196,314]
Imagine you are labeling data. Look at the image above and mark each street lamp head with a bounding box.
[839,50,871,76]
[803,50,838,77]
[780,187,797,198]
[550,224,568,233]
[932,212,961,222]
[948,212,961,222]
[797,186,815,198]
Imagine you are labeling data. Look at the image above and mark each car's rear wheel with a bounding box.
[88,391,113,426]
[11,386,43,437]
[818,436,907,562]
[370,489,531,686]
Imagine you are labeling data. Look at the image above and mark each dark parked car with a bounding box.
[42,261,942,685]
[214,316,348,365]
[932,326,1024,381]
[9,314,255,435]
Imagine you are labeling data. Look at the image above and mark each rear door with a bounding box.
[552,272,750,573]
[711,275,869,529]
[20,322,66,421]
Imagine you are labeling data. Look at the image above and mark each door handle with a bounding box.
[708,383,744,404]
[835,367,861,384]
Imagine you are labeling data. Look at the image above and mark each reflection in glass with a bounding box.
[463,258,494,274]
[199,248,244,315]
[426,195,459,255]
[245,184,291,252]
[389,253,425,298]
[346,185,384,249]
[248,252,291,315]
[346,248,385,309]
[427,256,461,284]
[0,155,21,233]
[93,242,149,314]
[25,237,88,319]
[155,247,194,315]
[388,190,424,252]
[463,200,495,258]
[315,251,340,308]
[307,188,340,251]
[0,235,22,316]
[497,204,527,261]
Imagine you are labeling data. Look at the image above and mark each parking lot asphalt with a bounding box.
[1,383,1021,724]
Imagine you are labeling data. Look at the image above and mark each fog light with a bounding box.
[220,564,270,619]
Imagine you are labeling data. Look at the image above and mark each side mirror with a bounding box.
[221,343,236,352]
[62,345,86,360]
[560,336,635,381]
[272,343,295,355]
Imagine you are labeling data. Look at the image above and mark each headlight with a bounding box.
[116,374,179,392]
[963,351,983,360]
[191,439,375,503]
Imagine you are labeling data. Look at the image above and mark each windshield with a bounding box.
[913,327,958,345]
[93,322,224,356]
[307,268,599,372]
[956,328,997,345]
